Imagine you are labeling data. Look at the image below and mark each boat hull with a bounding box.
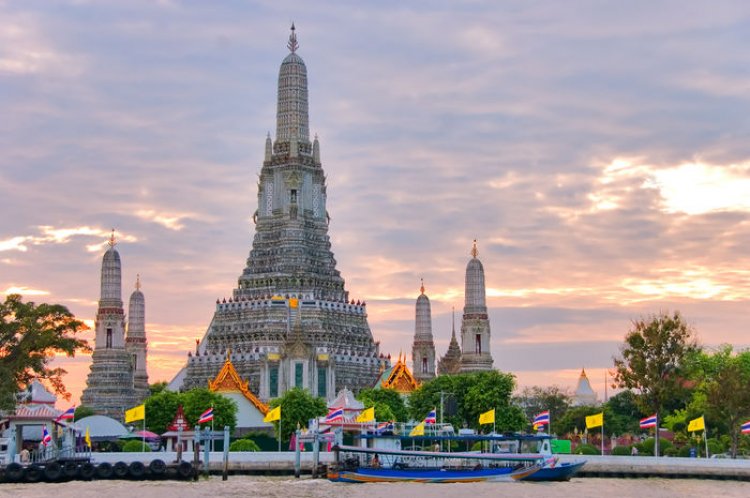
[522,460,586,481]
[328,464,541,483]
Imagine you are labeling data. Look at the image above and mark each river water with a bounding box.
[0,476,747,498]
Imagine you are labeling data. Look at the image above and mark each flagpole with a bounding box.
[278,411,282,453]
[601,419,604,456]
[704,423,709,458]
[211,404,214,452]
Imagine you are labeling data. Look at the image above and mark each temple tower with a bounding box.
[438,308,462,375]
[180,26,383,400]
[81,231,137,420]
[412,280,436,382]
[459,240,494,371]
[573,368,598,406]
[126,275,149,403]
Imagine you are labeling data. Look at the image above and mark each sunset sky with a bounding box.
[2,1,749,408]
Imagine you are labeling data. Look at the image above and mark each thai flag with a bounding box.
[42,426,52,446]
[376,421,394,434]
[55,406,75,422]
[325,407,344,423]
[640,414,657,429]
[741,421,750,434]
[533,410,550,426]
[424,409,437,424]
[198,407,214,424]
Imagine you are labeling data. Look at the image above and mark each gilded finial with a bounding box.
[287,23,299,53]
[226,348,232,361]
[420,278,425,295]
[135,274,141,291]
[108,228,116,248]
[471,239,478,259]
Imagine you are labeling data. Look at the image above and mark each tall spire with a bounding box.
[420,278,425,295]
[287,23,298,53]
[100,230,122,303]
[276,24,309,143]
[471,239,478,259]
[451,307,456,339]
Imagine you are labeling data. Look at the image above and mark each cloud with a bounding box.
[3,286,49,296]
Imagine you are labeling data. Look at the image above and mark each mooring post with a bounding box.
[312,430,320,479]
[222,425,229,481]
[193,425,200,481]
[294,429,301,478]
[203,426,210,478]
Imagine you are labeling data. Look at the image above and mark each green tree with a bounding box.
[229,439,261,451]
[268,387,327,441]
[699,346,750,458]
[122,440,151,452]
[74,405,96,420]
[604,390,642,435]
[556,405,603,436]
[182,388,238,432]
[144,390,182,435]
[613,311,699,456]
[0,294,90,410]
[356,388,408,422]
[149,381,168,396]
[409,371,526,432]
[513,385,572,434]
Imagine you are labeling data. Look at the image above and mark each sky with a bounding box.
[2,1,750,408]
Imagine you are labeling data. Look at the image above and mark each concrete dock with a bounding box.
[88,452,750,480]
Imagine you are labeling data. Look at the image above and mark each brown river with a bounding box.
[1,476,747,498]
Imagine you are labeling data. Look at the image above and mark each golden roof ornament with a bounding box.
[135,274,141,291]
[108,228,116,248]
[471,239,478,259]
[420,278,425,295]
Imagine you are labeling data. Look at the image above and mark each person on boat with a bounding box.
[371,454,381,468]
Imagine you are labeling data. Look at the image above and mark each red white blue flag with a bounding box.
[741,421,750,434]
[640,414,657,429]
[376,421,394,434]
[424,409,437,424]
[198,407,214,424]
[533,410,550,426]
[325,407,344,423]
[42,426,52,446]
[55,406,75,422]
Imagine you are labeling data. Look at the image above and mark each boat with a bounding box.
[355,425,585,482]
[328,444,543,483]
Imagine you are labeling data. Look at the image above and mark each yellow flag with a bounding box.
[84,426,91,447]
[688,416,705,432]
[479,408,495,425]
[264,405,281,423]
[289,298,298,308]
[409,422,425,437]
[586,412,604,429]
[125,404,145,423]
[356,407,375,423]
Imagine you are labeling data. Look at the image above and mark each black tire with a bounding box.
[24,464,43,483]
[148,459,167,476]
[5,463,24,482]
[43,462,63,482]
[63,462,79,479]
[79,462,96,480]
[128,461,146,479]
[113,461,129,479]
[176,460,193,479]
[96,462,114,479]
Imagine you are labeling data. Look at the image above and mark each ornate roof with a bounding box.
[208,355,269,415]
[376,353,420,393]
[438,310,462,375]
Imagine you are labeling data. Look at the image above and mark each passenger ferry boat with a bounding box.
[351,423,585,482]
[327,444,543,483]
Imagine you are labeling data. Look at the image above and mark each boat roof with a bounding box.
[334,444,544,462]
[358,432,553,442]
